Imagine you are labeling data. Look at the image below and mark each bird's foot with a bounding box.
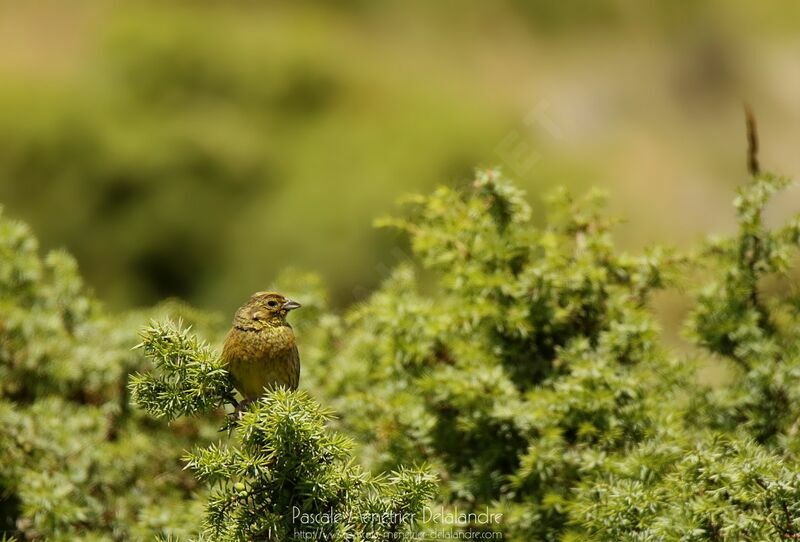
[221,398,255,432]
[235,398,255,418]
[226,398,254,421]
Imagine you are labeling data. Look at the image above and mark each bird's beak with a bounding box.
[282,299,301,311]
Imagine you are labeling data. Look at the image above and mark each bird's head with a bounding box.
[233,291,301,330]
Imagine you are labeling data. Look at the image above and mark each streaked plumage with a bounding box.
[222,291,301,401]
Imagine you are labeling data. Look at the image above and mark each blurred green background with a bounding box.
[1,0,799,315]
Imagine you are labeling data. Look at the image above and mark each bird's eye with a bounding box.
[267,300,279,308]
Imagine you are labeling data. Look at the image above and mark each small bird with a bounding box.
[222,292,302,406]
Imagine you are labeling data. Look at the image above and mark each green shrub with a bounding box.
[0,207,207,540]
[4,167,800,540]
[130,321,436,542]
[306,170,800,540]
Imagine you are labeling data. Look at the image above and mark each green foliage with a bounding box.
[130,321,235,420]
[683,173,800,444]
[0,209,123,401]
[5,167,800,541]
[131,322,436,542]
[0,207,206,540]
[0,3,510,309]
[577,434,800,540]
[573,172,800,538]
[308,170,800,540]
[687,173,791,366]
[316,170,683,539]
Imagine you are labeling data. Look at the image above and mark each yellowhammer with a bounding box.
[222,291,301,405]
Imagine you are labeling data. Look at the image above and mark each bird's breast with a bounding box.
[223,325,299,398]
[225,325,296,360]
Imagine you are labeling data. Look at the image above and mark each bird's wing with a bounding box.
[290,344,300,390]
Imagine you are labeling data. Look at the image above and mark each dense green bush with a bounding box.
[0,207,434,542]
[309,171,684,539]
[3,168,800,540]
[130,321,435,541]
[0,207,209,540]
[306,170,800,539]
